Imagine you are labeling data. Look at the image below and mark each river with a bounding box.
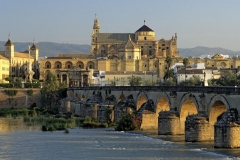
[0,118,239,160]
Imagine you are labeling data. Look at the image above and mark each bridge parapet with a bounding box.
[68,86,240,94]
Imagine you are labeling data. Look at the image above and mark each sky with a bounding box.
[1,0,240,51]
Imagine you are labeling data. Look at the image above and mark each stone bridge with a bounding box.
[67,86,240,146]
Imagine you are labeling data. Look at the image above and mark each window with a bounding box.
[144,37,147,40]
[162,44,165,46]
[68,65,70,68]
[149,50,152,55]
[79,65,82,68]
[149,46,152,48]
[166,47,169,49]
[141,46,143,48]
[89,65,92,69]
[158,47,161,49]
[128,56,131,59]
[47,65,50,68]
[145,65,147,67]
[57,65,60,68]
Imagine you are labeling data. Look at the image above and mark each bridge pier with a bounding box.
[185,114,211,142]
[141,113,158,130]
[214,109,240,148]
[158,111,180,135]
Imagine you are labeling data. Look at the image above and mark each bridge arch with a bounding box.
[155,92,171,114]
[136,91,148,111]
[178,93,199,134]
[207,94,229,139]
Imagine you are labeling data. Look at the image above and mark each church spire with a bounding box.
[93,14,100,30]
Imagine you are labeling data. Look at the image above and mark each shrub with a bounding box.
[115,113,142,131]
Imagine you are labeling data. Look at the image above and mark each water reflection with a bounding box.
[0,118,40,133]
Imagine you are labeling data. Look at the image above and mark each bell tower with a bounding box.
[4,34,14,60]
[91,14,100,54]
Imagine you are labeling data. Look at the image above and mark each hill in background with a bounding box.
[1,41,240,58]
[179,46,240,58]
[0,41,91,57]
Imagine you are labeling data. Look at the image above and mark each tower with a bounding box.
[25,45,35,82]
[5,35,15,77]
[4,35,14,61]
[91,14,100,54]
[30,41,39,79]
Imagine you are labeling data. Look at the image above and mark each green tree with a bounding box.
[40,72,67,109]
[115,113,141,131]
[208,70,237,86]
[179,75,201,86]
[128,76,142,86]
[14,77,23,88]
[183,58,189,82]
[165,55,172,79]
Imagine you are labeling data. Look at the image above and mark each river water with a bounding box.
[0,118,239,160]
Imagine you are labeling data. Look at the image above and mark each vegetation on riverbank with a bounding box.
[0,108,113,131]
[115,113,142,131]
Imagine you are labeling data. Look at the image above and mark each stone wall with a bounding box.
[141,112,158,130]
[158,111,180,135]
[0,88,41,108]
[185,114,210,142]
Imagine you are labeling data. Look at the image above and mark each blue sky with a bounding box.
[1,0,240,50]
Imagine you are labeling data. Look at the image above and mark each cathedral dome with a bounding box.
[135,20,154,32]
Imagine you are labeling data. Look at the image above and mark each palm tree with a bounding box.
[165,55,172,79]
[183,58,189,83]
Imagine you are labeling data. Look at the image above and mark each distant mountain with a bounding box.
[1,41,240,58]
[179,46,240,58]
[0,41,91,57]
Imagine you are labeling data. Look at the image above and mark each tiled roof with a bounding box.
[14,52,34,59]
[96,33,135,43]
[136,25,154,32]
[178,69,203,74]
[0,55,9,61]
[120,36,138,49]
[5,39,14,46]
[57,54,95,59]
[46,57,73,59]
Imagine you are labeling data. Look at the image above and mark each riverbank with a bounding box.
[129,129,240,159]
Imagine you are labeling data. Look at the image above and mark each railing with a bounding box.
[68,86,240,94]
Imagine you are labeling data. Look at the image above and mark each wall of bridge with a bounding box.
[68,86,240,132]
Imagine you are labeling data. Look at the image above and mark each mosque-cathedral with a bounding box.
[1,16,240,86]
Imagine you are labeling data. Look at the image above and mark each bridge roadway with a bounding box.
[67,86,240,143]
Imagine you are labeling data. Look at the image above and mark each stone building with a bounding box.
[39,17,240,86]
[0,36,39,82]
[39,16,178,85]
[0,55,9,83]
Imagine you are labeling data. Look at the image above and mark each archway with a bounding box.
[45,61,51,69]
[65,61,73,69]
[156,96,170,114]
[76,61,84,69]
[87,61,95,69]
[136,95,147,111]
[54,61,62,69]
[179,98,198,134]
[208,100,227,139]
